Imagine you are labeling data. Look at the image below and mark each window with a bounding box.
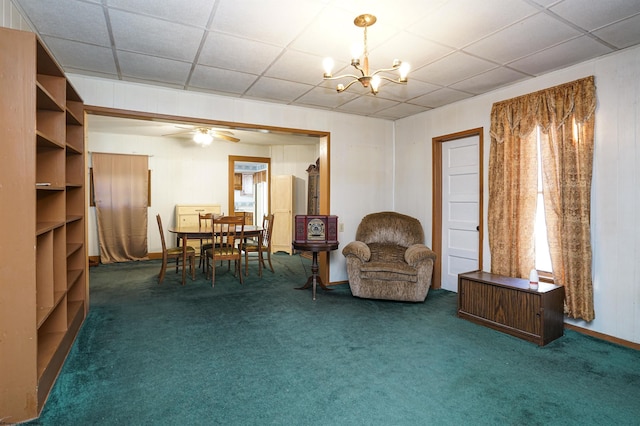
[534,126,552,273]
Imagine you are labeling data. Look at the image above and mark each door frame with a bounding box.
[228,156,271,220]
[432,128,484,289]
[85,106,332,283]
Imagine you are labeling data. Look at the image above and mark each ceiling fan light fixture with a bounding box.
[322,14,409,95]
[193,129,213,145]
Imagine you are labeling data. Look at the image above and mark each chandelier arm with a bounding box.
[370,67,402,76]
[376,75,408,84]
[323,73,362,81]
[338,78,362,92]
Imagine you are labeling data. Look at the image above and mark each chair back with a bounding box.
[356,211,425,247]
[261,214,275,249]
[199,212,213,229]
[156,214,168,261]
[157,214,167,250]
[211,216,245,260]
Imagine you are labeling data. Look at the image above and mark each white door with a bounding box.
[441,136,480,292]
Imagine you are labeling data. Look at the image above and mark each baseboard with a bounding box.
[564,323,640,351]
[89,253,164,265]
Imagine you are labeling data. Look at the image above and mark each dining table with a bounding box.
[168,224,263,285]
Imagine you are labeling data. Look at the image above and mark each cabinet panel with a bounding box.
[458,271,564,346]
[0,27,87,423]
[271,175,293,254]
[175,204,222,253]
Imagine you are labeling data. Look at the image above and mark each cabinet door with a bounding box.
[271,175,293,254]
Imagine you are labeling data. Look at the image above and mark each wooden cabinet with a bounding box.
[271,175,294,254]
[457,270,565,346]
[175,204,221,252]
[0,27,88,423]
[306,158,320,215]
[234,173,242,190]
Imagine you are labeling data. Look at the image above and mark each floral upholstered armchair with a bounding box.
[342,211,436,302]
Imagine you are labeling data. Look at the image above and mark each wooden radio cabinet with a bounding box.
[457,271,565,346]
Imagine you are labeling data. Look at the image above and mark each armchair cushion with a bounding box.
[342,212,436,302]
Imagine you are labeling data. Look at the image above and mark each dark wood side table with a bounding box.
[457,270,565,346]
[292,241,339,300]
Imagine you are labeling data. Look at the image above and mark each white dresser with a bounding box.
[175,204,222,253]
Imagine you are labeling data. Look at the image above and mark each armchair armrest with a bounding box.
[405,244,436,266]
[342,241,371,262]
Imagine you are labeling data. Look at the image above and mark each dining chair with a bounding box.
[198,212,214,272]
[156,214,195,284]
[242,213,275,277]
[205,216,245,287]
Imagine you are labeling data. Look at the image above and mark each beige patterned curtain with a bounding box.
[93,153,149,263]
[489,76,596,321]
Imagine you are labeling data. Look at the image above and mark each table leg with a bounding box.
[181,235,187,286]
[295,251,332,300]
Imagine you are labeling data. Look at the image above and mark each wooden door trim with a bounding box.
[84,106,332,282]
[432,128,484,289]
[228,155,271,218]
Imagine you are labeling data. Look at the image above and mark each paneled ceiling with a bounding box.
[13,0,640,123]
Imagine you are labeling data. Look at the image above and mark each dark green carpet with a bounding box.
[26,254,640,425]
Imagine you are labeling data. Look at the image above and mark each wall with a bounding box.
[72,75,395,281]
[395,45,640,345]
[87,129,319,257]
[0,0,29,30]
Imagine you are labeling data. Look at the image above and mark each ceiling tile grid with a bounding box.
[11,0,640,120]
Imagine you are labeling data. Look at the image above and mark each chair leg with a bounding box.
[266,251,274,273]
[190,254,195,280]
[158,257,167,283]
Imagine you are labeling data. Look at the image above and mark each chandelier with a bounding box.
[322,14,410,95]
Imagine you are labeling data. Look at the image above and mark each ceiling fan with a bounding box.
[163,126,240,145]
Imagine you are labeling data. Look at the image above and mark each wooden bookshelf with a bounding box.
[0,27,88,423]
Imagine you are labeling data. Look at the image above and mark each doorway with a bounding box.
[228,156,270,224]
[432,128,483,291]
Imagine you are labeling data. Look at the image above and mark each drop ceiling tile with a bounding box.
[189,65,259,95]
[410,52,496,86]
[374,102,432,120]
[508,35,614,75]
[370,31,454,71]
[199,32,283,75]
[43,36,118,75]
[110,9,204,62]
[295,86,359,109]
[211,0,323,46]
[333,0,446,30]
[408,0,538,48]
[106,0,216,28]
[409,87,473,108]
[118,51,192,86]
[244,77,315,103]
[336,95,400,116]
[265,50,327,85]
[450,66,529,94]
[550,0,640,31]
[593,15,640,49]
[374,79,441,103]
[290,8,373,60]
[15,0,110,46]
[464,12,582,64]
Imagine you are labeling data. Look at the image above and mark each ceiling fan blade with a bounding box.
[161,129,193,137]
[214,132,240,143]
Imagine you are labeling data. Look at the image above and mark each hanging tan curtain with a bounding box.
[489,76,596,321]
[488,95,539,279]
[93,153,149,263]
